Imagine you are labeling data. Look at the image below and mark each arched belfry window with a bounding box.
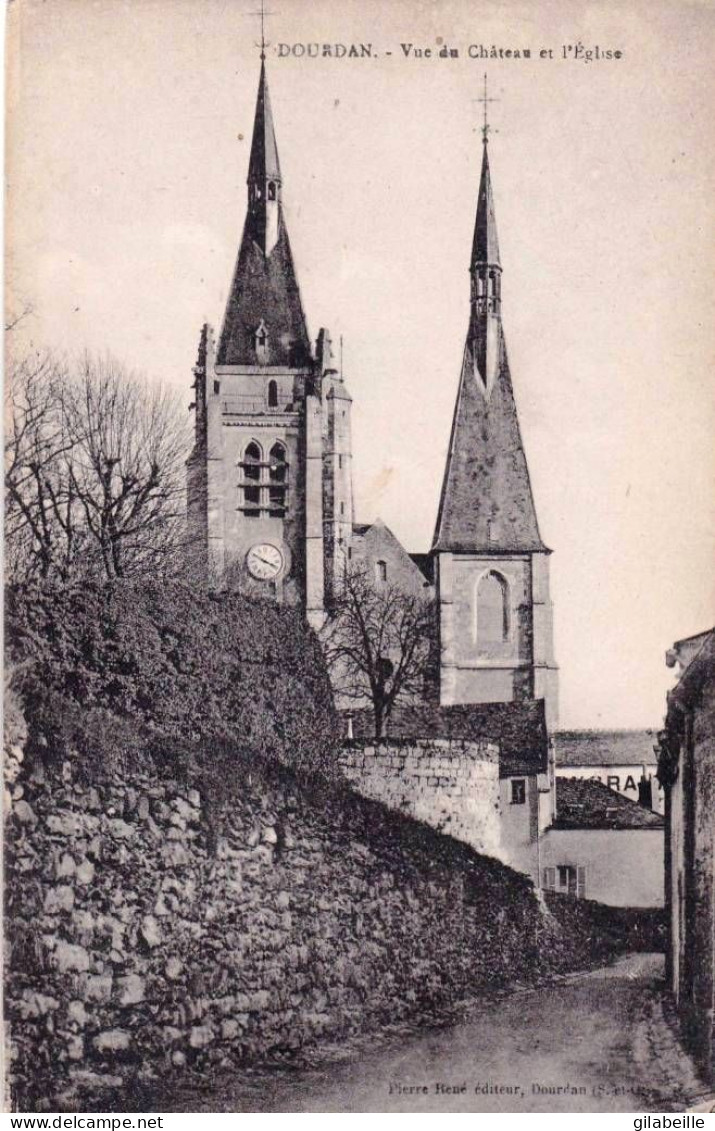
[476,570,509,649]
[241,441,262,517]
[238,440,289,518]
[267,181,277,201]
[268,380,278,408]
[268,442,288,517]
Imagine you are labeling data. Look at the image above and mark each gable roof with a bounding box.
[554,777,664,830]
[345,699,548,778]
[556,730,658,768]
[351,521,433,595]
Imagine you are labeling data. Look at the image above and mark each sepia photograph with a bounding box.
[4,0,715,1116]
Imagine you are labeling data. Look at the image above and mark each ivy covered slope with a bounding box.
[6,580,340,783]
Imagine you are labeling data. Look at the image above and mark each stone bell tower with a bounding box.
[432,128,559,731]
[186,58,353,629]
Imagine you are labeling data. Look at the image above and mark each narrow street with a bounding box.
[160,954,706,1114]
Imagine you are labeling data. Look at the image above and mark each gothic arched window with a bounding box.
[476,570,509,649]
[268,380,278,408]
[241,441,262,516]
[268,442,288,517]
[267,181,277,201]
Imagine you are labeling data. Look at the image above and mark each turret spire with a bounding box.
[471,141,501,272]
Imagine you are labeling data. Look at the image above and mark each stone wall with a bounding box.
[6,730,661,1112]
[6,734,552,1112]
[339,738,501,856]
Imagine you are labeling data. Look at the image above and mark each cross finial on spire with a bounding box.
[249,0,276,60]
[475,73,499,144]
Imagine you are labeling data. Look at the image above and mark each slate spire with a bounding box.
[217,61,311,368]
[432,135,546,554]
[471,141,501,269]
[247,60,281,199]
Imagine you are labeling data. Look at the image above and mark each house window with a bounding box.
[510,779,526,805]
[476,570,509,650]
[543,865,586,899]
[268,380,278,408]
[375,560,387,583]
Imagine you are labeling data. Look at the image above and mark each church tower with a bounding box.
[186,59,352,627]
[432,128,558,730]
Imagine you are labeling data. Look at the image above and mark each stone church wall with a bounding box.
[338,738,501,856]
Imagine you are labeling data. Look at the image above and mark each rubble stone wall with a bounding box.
[6,738,547,1111]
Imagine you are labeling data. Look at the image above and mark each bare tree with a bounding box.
[4,351,78,580]
[5,350,190,582]
[321,565,436,739]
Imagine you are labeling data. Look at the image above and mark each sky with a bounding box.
[6,0,715,729]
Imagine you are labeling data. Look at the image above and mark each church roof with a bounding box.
[432,329,547,553]
[344,699,548,778]
[432,139,546,555]
[216,63,311,368]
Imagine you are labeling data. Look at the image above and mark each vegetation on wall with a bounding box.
[6,579,340,784]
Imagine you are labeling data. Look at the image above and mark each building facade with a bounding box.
[540,778,664,908]
[658,628,715,1087]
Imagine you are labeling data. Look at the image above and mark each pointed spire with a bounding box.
[471,141,501,269]
[432,130,546,555]
[217,61,311,368]
[247,60,281,190]
[431,334,546,553]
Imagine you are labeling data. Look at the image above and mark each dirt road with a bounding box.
[160,954,706,1113]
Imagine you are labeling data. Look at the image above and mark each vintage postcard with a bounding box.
[4,0,714,1116]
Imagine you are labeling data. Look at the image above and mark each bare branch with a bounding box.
[321,564,436,738]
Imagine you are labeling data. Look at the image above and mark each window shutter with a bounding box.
[577,866,587,900]
[543,867,555,891]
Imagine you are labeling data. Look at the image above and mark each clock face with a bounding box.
[246,542,284,581]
